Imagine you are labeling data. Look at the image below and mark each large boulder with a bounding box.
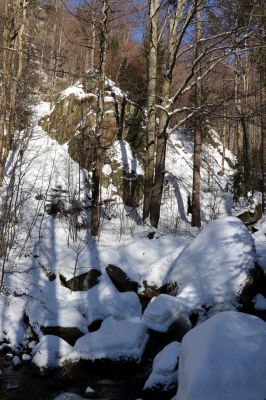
[26,300,88,345]
[106,265,138,293]
[176,311,266,400]
[143,294,191,339]
[32,335,72,372]
[144,341,181,393]
[164,217,256,314]
[62,317,149,364]
[59,269,101,292]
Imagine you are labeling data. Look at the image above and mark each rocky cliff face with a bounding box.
[40,71,145,207]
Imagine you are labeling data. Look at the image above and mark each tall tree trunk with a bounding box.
[150,79,170,228]
[149,0,191,229]
[260,63,266,212]
[143,0,158,222]
[91,0,109,237]
[0,0,29,183]
[9,0,29,138]
[191,9,202,228]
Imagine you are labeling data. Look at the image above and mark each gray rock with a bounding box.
[106,265,138,293]
[60,269,101,292]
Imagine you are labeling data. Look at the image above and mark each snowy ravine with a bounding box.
[0,83,265,400]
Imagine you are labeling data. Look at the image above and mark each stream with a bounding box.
[0,343,176,400]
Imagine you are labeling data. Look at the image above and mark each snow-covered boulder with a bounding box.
[176,311,266,400]
[164,217,256,314]
[32,335,72,371]
[143,294,191,336]
[73,274,143,325]
[0,295,26,349]
[144,341,180,392]
[26,299,88,345]
[62,317,149,364]
[40,307,89,345]
[253,215,266,274]
[252,293,266,310]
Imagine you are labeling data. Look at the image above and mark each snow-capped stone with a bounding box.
[32,335,72,371]
[176,311,266,400]
[22,354,32,362]
[26,299,88,343]
[0,296,26,349]
[63,317,149,364]
[54,394,86,400]
[84,386,97,399]
[164,217,256,313]
[143,294,191,333]
[253,220,266,273]
[144,341,181,391]
[252,293,266,310]
[12,355,21,368]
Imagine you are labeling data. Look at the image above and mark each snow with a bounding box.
[144,341,180,391]
[252,293,266,310]
[104,95,115,103]
[85,386,95,394]
[26,300,88,336]
[102,164,112,176]
[105,77,125,98]
[62,317,149,363]
[143,294,191,333]
[107,140,144,175]
[176,311,266,400]
[32,335,72,370]
[60,85,89,100]
[0,295,26,348]
[12,355,21,367]
[164,217,256,313]
[54,394,86,400]
[22,354,32,361]
[161,128,236,229]
[253,216,266,273]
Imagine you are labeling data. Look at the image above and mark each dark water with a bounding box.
[0,355,175,400]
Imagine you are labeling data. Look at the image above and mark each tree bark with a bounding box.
[91,0,109,237]
[143,0,158,222]
[191,9,202,228]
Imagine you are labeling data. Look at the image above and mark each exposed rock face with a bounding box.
[106,265,138,293]
[59,269,101,292]
[39,75,145,207]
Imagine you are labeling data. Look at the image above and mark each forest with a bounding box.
[0,0,265,399]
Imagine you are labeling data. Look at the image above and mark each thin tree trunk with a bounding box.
[91,0,109,237]
[143,0,158,222]
[260,63,266,212]
[191,9,202,228]
[150,79,170,228]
